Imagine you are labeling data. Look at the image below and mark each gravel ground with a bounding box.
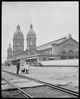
[2,90,27,98]
[2,66,79,92]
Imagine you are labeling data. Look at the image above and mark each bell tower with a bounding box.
[13,24,24,55]
[7,43,13,59]
[26,24,36,54]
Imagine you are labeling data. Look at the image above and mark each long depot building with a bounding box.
[7,24,79,66]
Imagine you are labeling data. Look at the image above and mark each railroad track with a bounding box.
[2,70,79,98]
[2,77,33,98]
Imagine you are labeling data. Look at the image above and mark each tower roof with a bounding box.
[30,24,33,29]
[17,24,20,30]
[27,24,36,38]
[13,24,24,39]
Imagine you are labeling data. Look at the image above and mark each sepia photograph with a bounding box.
[2,1,79,98]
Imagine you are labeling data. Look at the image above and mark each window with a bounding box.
[17,43,20,46]
[43,57,46,61]
[68,50,74,59]
[30,41,32,45]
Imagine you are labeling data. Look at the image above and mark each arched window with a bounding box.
[68,50,73,53]
[30,41,33,45]
[68,50,74,59]
[61,51,67,59]
[43,57,46,61]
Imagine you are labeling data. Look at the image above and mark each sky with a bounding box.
[2,2,79,63]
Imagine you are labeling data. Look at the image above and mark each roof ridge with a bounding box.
[37,37,67,48]
[57,37,79,45]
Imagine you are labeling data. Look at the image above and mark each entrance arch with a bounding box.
[60,51,67,59]
[43,57,46,61]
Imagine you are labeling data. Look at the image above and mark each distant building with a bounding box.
[7,44,13,59]
[13,24,24,56]
[27,24,36,55]
[7,24,79,66]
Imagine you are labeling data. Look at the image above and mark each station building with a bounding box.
[7,24,79,66]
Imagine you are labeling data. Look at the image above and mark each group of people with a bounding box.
[16,59,29,74]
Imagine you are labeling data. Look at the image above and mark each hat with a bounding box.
[18,59,20,61]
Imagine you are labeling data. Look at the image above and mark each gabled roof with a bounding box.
[37,37,67,50]
[54,37,79,45]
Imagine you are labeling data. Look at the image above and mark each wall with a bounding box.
[41,59,79,66]
[57,39,78,55]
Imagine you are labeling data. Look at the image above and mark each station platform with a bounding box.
[2,65,79,92]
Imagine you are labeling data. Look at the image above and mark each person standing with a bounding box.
[25,62,29,74]
[16,60,20,74]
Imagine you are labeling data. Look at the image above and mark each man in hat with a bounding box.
[16,59,20,74]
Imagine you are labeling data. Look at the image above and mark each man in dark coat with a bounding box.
[16,59,20,74]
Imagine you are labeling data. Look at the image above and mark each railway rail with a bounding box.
[2,70,79,98]
[2,77,33,98]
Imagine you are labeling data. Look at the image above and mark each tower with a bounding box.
[7,43,13,59]
[26,24,36,54]
[13,24,24,56]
